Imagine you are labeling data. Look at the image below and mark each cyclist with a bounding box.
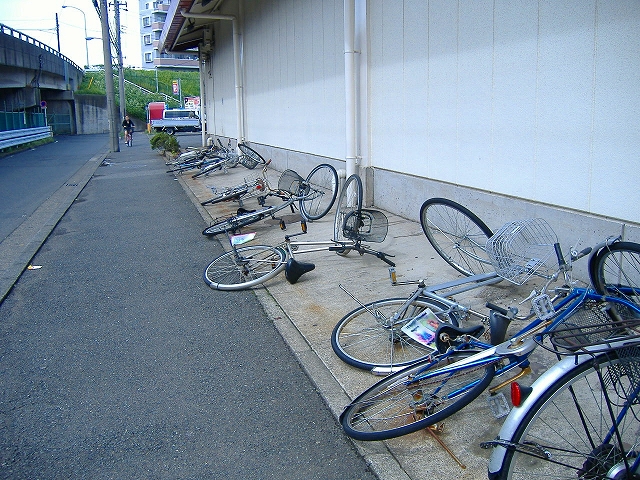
[122,115,135,146]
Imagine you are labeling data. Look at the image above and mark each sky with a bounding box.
[0,0,142,68]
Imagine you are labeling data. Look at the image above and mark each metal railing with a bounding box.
[0,23,83,72]
[0,127,52,150]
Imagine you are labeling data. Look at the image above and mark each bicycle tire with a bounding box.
[238,143,266,169]
[192,161,223,179]
[166,160,202,174]
[589,241,640,320]
[341,352,496,441]
[331,297,461,371]
[203,245,287,290]
[300,164,339,221]
[201,188,250,206]
[333,174,363,254]
[202,210,266,236]
[490,349,640,479]
[420,198,494,276]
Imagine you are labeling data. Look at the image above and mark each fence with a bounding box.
[0,126,52,150]
[0,111,46,131]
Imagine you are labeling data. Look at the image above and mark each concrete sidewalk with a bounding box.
[167,141,555,480]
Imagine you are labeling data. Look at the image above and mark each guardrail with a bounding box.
[0,127,53,150]
[0,24,83,73]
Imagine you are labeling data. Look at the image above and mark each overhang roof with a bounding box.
[160,0,224,53]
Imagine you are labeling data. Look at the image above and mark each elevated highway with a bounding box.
[0,24,85,136]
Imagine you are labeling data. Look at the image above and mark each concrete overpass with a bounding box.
[0,23,85,135]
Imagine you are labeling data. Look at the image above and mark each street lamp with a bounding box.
[61,5,89,69]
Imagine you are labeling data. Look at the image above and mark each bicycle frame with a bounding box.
[485,337,640,477]
[381,288,640,391]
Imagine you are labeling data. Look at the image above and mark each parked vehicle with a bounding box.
[147,101,201,134]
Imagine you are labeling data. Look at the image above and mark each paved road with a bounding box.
[0,136,377,479]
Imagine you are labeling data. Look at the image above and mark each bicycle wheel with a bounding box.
[201,187,249,206]
[331,297,461,371]
[166,160,202,174]
[590,241,640,319]
[203,245,287,290]
[420,198,494,276]
[341,352,496,441]
[300,164,339,221]
[491,348,640,479]
[202,210,265,236]
[333,174,363,254]
[238,143,266,169]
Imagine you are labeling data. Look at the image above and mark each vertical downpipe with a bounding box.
[232,16,245,144]
[344,0,357,179]
[199,45,207,147]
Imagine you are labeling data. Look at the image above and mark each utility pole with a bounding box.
[56,14,60,52]
[113,0,126,120]
[99,0,120,152]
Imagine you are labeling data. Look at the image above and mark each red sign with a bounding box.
[172,81,179,94]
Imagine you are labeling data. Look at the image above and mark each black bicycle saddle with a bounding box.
[284,258,316,284]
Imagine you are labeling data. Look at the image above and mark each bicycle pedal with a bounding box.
[487,392,511,418]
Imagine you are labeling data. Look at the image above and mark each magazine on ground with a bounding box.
[400,308,441,351]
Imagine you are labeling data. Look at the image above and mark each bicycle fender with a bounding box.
[486,351,603,477]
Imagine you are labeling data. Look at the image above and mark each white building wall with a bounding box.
[208,0,346,160]
[368,0,640,223]
[203,0,639,226]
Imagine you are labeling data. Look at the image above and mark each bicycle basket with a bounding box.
[485,218,557,285]
[239,155,258,169]
[278,169,305,195]
[342,209,388,243]
[549,300,640,352]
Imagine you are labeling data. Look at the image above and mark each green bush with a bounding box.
[150,132,180,154]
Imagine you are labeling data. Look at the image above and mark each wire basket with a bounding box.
[485,218,558,285]
[239,155,258,169]
[278,169,305,195]
[549,300,640,352]
[550,321,640,403]
[342,209,388,243]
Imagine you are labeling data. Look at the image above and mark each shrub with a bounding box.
[150,132,180,154]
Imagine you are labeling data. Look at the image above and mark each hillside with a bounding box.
[78,68,201,121]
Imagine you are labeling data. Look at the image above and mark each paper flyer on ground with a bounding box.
[401,308,441,350]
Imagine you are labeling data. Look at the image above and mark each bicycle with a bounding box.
[200,160,272,207]
[202,174,396,290]
[331,212,548,373]
[483,316,640,479]
[192,141,270,178]
[332,199,640,372]
[338,219,640,441]
[124,129,133,147]
[201,164,339,238]
[166,143,228,174]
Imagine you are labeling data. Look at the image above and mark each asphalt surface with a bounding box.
[0,134,377,479]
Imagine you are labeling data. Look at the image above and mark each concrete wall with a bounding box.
[74,94,110,135]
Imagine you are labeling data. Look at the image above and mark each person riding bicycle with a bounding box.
[122,115,135,146]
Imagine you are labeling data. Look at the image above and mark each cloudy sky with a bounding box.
[0,0,142,68]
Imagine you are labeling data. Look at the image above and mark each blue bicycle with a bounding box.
[339,217,640,441]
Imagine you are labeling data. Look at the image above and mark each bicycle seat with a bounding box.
[434,324,486,354]
[284,258,315,284]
